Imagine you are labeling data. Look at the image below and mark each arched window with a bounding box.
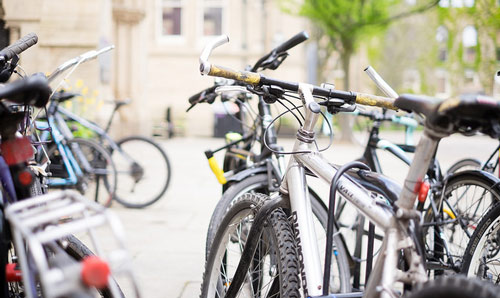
[462,25,477,63]
[436,26,449,61]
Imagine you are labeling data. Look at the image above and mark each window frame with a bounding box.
[157,0,186,43]
[198,0,227,39]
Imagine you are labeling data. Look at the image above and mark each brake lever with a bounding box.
[0,55,19,83]
[259,52,288,71]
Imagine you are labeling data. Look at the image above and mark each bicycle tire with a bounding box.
[447,158,482,174]
[461,201,500,284]
[44,138,117,207]
[200,193,301,298]
[433,173,500,266]
[63,235,124,297]
[111,136,171,208]
[205,174,351,293]
[404,275,498,298]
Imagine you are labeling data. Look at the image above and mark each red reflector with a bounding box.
[6,263,22,282]
[0,137,33,165]
[18,170,33,186]
[81,256,110,289]
[418,181,430,203]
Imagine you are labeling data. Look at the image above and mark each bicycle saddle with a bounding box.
[395,94,442,116]
[114,98,131,109]
[51,90,79,103]
[396,93,500,138]
[0,73,51,107]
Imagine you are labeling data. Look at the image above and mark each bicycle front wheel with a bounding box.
[201,193,300,298]
[205,174,351,293]
[111,136,171,208]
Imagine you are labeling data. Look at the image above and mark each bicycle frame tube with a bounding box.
[36,120,81,186]
[376,140,412,166]
[279,84,394,296]
[56,106,136,163]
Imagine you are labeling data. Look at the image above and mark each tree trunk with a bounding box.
[337,50,355,143]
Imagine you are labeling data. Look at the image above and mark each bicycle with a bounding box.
[198,35,500,298]
[41,47,172,208]
[337,105,500,288]
[38,47,172,208]
[189,33,355,291]
[0,34,140,297]
[33,47,118,207]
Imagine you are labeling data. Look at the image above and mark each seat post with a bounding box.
[104,104,119,133]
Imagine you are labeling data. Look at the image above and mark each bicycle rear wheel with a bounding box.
[201,193,300,298]
[111,136,171,208]
[44,138,117,207]
[405,275,498,298]
[436,173,500,267]
[447,158,482,174]
[461,202,500,284]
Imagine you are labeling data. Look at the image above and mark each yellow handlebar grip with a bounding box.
[356,93,398,111]
[208,156,227,184]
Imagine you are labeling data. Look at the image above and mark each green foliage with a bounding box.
[296,0,396,54]
[69,122,96,139]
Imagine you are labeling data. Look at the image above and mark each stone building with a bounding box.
[1,0,313,137]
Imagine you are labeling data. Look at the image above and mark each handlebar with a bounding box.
[47,45,115,83]
[0,33,38,62]
[199,35,229,76]
[251,31,309,72]
[351,109,419,129]
[275,31,309,54]
[191,31,310,110]
[199,36,398,110]
[188,85,217,105]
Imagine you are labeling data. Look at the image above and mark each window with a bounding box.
[497,31,500,61]
[436,26,449,62]
[435,70,450,97]
[161,0,183,36]
[203,0,224,36]
[464,69,476,84]
[402,69,421,93]
[439,0,450,7]
[462,25,477,63]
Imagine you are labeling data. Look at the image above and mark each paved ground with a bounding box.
[105,132,499,298]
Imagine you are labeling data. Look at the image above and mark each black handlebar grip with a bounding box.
[0,33,38,61]
[188,86,217,105]
[274,31,309,54]
[188,90,205,105]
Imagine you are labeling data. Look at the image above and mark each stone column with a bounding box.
[112,1,147,135]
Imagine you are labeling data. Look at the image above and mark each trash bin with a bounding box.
[213,102,243,138]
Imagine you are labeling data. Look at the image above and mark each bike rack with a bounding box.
[5,190,141,298]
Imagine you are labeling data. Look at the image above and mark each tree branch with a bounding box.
[361,0,440,27]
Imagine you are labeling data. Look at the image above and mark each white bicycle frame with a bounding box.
[279,83,437,298]
[199,34,447,298]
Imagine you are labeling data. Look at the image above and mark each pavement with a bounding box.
[103,132,499,298]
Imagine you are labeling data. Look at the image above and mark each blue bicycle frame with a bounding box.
[36,113,84,187]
